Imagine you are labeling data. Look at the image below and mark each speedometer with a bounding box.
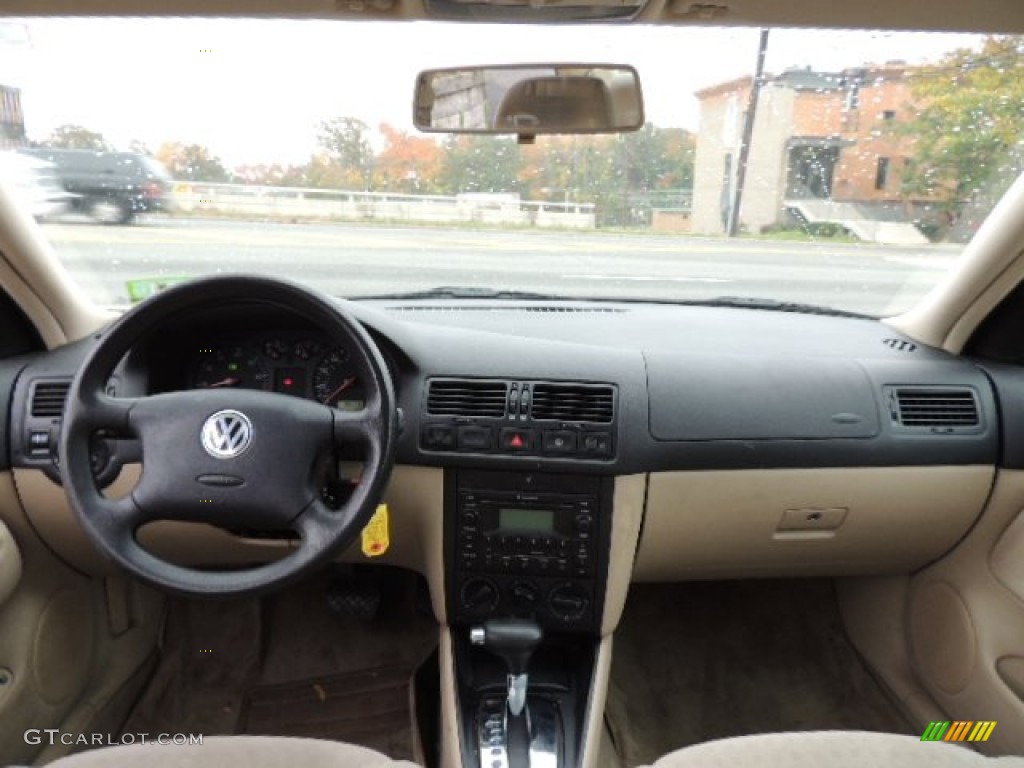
[312,348,362,408]
[194,346,271,390]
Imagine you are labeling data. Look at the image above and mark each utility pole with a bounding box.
[726,29,770,237]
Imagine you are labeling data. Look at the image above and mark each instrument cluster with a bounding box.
[190,333,366,410]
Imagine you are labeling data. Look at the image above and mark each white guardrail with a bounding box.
[172,183,597,229]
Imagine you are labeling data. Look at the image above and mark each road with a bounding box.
[40,217,962,316]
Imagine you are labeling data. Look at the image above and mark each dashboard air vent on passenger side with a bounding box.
[890,387,979,428]
[426,379,508,418]
[530,383,615,423]
[30,380,71,418]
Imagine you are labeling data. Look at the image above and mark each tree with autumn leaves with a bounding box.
[231,120,695,225]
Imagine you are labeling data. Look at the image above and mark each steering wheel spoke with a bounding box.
[93,493,153,539]
[80,394,139,437]
[331,405,378,445]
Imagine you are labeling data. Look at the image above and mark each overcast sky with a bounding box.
[0,19,983,167]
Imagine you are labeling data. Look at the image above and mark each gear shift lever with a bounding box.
[470,618,543,716]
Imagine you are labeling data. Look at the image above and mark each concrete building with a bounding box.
[691,64,931,244]
[0,84,25,148]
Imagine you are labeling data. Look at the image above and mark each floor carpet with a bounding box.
[121,567,438,761]
[604,580,914,767]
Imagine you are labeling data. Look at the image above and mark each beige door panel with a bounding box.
[0,471,163,765]
[906,469,1024,756]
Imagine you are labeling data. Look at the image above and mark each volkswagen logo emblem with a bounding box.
[200,410,253,459]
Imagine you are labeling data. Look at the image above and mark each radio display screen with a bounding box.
[498,508,555,533]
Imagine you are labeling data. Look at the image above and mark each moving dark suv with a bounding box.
[17,147,174,224]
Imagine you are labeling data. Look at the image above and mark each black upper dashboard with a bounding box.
[2,295,1005,479]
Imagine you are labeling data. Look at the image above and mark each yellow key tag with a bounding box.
[361,504,390,558]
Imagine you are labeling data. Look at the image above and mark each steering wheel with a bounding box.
[58,275,398,597]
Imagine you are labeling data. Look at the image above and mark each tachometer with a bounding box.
[312,347,362,408]
[194,346,271,390]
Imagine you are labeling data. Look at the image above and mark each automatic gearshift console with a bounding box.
[471,619,560,768]
[471,618,543,715]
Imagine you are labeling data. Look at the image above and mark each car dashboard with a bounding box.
[0,292,1008,632]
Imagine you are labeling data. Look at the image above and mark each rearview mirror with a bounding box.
[414,64,644,137]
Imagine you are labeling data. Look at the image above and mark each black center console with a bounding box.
[446,469,612,768]
[446,469,611,634]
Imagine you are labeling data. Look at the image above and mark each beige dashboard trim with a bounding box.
[0,519,22,609]
[602,474,645,636]
[634,466,994,580]
[13,465,447,619]
[580,634,613,768]
[439,627,462,768]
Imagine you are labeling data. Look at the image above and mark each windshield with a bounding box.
[0,19,1020,316]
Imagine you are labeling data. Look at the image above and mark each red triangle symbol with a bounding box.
[511,434,523,448]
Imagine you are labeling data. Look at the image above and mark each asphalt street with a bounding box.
[40,217,962,316]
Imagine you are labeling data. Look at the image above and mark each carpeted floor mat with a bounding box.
[121,567,438,762]
[605,580,914,767]
[244,665,417,758]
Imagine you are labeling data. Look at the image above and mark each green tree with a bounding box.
[155,142,230,182]
[46,124,110,150]
[900,36,1024,221]
[438,135,522,194]
[316,117,374,189]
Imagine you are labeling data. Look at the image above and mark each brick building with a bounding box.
[691,64,932,244]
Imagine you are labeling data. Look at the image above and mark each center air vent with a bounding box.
[889,387,979,428]
[427,379,508,418]
[30,380,70,418]
[531,383,614,423]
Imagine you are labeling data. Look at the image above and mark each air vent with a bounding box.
[883,337,918,353]
[891,387,979,428]
[30,380,70,418]
[427,379,508,418]
[531,383,614,423]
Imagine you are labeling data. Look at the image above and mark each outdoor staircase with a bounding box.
[784,199,930,245]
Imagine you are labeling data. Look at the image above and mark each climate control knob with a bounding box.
[460,578,499,614]
[548,583,589,622]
